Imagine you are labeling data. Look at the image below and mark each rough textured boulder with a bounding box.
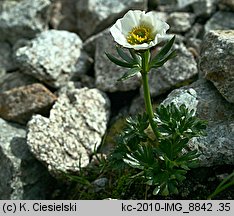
[0,0,51,44]
[145,42,198,97]
[167,12,195,33]
[15,30,82,88]
[0,83,57,124]
[205,11,234,33]
[200,30,234,103]
[76,0,147,39]
[0,118,54,199]
[94,30,141,92]
[162,79,234,167]
[27,88,110,176]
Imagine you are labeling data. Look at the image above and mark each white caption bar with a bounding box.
[0,200,233,216]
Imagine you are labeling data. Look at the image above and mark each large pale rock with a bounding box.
[0,83,57,125]
[205,11,234,33]
[15,30,82,88]
[167,12,195,33]
[162,79,234,167]
[200,30,234,103]
[145,42,198,97]
[95,30,141,92]
[0,71,38,93]
[27,88,110,176]
[0,42,16,72]
[0,118,54,199]
[0,0,51,44]
[76,0,147,39]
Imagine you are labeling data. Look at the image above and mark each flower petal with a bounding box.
[110,10,170,50]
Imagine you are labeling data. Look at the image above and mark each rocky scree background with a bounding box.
[0,0,234,199]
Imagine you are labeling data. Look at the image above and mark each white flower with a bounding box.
[110,10,169,50]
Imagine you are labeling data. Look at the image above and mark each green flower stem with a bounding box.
[141,51,160,140]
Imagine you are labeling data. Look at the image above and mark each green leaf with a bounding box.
[168,182,179,194]
[150,36,175,66]
[129,49,141,64]
[118,67,141,81]
[161,184,169,196]
[150,50,177,69]
[116,46,136,64]
[105,52,135,68]
[180,164,190,171]
[153,186,161,195]
[123,154,144,169]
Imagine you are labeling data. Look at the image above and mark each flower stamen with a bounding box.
[127,25,154,45]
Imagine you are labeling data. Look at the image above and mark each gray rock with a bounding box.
[162,88,198,113]
[75,75,96,89]
[186,38,202,60]
[129,96,145,115]
[153,11,169,21]
[185,23,204,39]
[83,29,108,58]
[0,70,6,79]
[219,0,234,11]
[158,0,199,11]
[176,0,200,8]
[145,42,198,97]
[0,83,57,125]
[0,42,17,72]
[167,12,195,33]
[56,76,95,96]
[162,79,234,167]
[76,0,147,39]
[49,0,77,32]
[205,11,234,33]
[0,71,38,93]
[200,30,234,103]
[15,30,82,88]
[56,81,83,96]
[148,0,159,9]
[0,118,54,199]
[73,51,94,77]
[27,88,110,176]
[192,0,217,18]
[92,177,108,192]
[0,0,51,44]
[95,30,141,92]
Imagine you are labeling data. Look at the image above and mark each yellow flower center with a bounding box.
[127,25,154,45]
